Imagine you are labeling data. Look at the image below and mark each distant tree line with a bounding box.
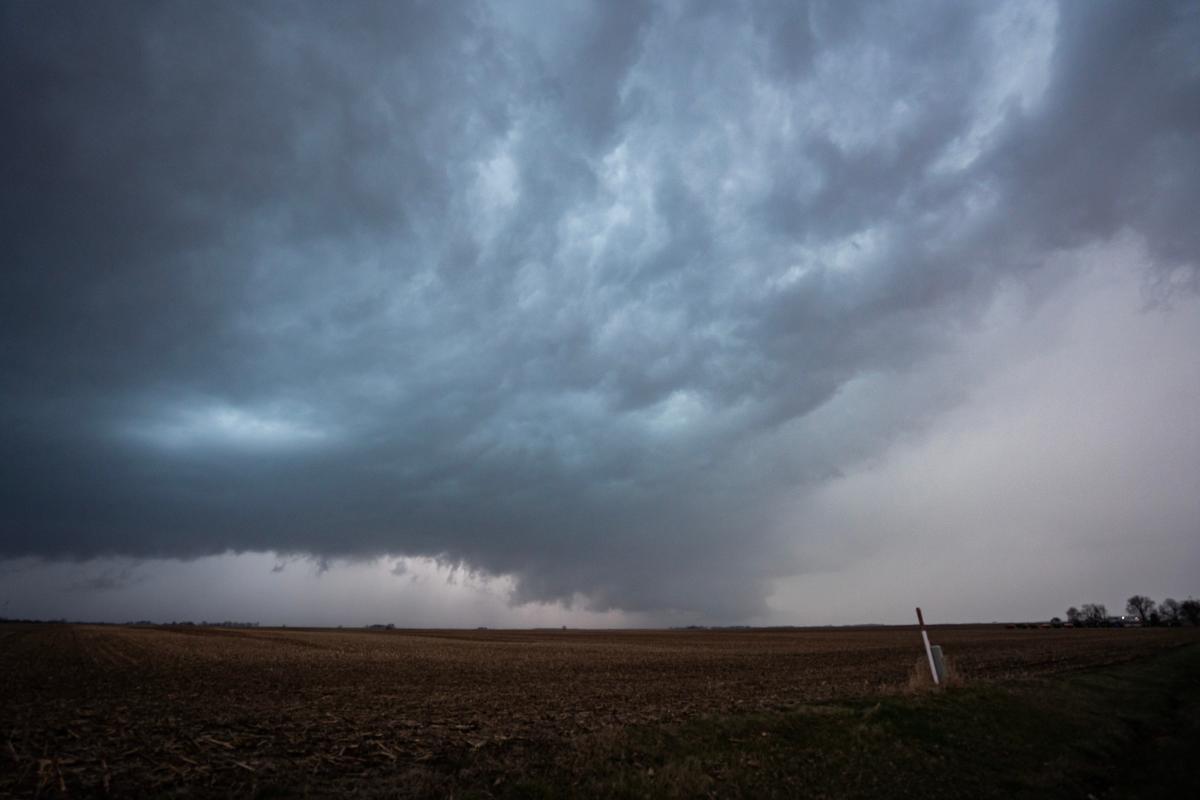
[124,620,261,628]
[1065,596,1200,628]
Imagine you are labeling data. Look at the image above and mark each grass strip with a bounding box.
[488,643,1200,799]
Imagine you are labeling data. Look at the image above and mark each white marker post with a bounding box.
[916,607,939,685]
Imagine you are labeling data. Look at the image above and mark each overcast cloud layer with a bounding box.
[3,1,1198,621]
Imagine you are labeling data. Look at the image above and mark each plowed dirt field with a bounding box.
[2,624,1193,796]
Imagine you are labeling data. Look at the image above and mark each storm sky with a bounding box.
[2,1,1198,626]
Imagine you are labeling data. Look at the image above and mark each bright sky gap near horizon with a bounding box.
[2,1,1198,627]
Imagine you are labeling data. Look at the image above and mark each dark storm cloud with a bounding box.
[69,563,144,594]
[2,1,1198,617]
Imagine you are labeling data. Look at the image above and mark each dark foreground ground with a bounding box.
[2,624,1197,797]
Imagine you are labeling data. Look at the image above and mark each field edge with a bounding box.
[459,641,1200,799]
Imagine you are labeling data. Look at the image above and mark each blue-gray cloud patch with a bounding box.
[1,1,1197,617]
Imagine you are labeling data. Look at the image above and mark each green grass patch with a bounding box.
[486,644,1200,799]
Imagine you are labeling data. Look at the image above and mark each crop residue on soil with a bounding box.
[1,624,1189,796]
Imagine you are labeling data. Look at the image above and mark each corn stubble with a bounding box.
[0,623,1187,796]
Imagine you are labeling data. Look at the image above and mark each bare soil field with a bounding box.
[2,623,1196,797]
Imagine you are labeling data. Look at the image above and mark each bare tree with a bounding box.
[1181,598,1200,627]
[1160,598,1181,626]
[1066,606,1081,626]
[1126,595,1156,625]
[1081,603,1107,627]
